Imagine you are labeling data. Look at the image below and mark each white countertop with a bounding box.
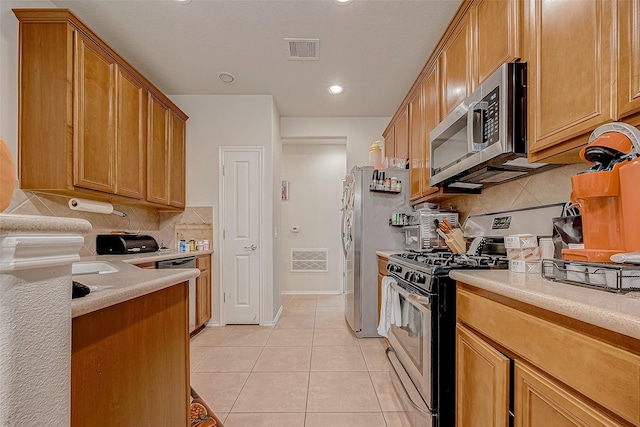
[450,269,640,341]
[71,250,212,318]
[376,250,408,258]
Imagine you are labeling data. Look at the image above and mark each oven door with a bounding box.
[386,279,434,409]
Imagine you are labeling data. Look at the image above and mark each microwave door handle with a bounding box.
[467,101,488,152]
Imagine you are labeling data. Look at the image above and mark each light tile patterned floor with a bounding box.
[190,293,412,427]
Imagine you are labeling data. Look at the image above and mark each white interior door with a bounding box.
[221,149,261,324]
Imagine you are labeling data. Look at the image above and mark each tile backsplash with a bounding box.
[446,163,589,223]
[5,183,212,256]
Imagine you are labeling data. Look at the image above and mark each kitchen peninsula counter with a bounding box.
[450,269,640,341]
[71,250,211,318]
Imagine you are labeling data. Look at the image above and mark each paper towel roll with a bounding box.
[68,198,114,214]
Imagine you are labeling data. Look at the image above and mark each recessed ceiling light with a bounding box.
[173,0,191,4]
[328,85,343,94]
[218,72,236,84]
[333,0,353,4]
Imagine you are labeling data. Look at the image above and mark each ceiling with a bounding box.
[49,0,462,117]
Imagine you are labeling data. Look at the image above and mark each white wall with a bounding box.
[281,144,346,294]
[280,117,391,173]
[170,94,281,325]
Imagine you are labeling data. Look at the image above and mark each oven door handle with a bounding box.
[389,279,432,309]
[385,347,433,417]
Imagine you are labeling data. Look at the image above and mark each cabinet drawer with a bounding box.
[196,255,210,272]
[457,286,640,425]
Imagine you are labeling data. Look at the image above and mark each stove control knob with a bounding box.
[388,264,402,273]
[416,274,426,284]
[408,272,417,282]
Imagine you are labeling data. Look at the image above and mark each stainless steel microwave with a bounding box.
[429,62,555,190]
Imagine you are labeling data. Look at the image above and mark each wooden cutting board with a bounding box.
[0,137,16,212]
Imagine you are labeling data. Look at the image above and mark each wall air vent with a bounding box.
[285,38,320,60]
[291,249,328,272]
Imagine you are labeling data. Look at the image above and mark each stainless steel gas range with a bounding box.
[382,204,565,427]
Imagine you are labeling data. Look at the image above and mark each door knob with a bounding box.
[244,244,257,250]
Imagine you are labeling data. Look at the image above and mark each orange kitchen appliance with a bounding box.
[563,123,640,262]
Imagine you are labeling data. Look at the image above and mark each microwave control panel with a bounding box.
[482,87,500,145]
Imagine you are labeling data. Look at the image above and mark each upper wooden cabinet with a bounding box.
[409,89,424,200]
[618,0,640,122]
[394,107,409,161]
[473,0,522,84]
[14,9,187,210]
[383,126,395,158]
[439,13,473,118]
[74,33,117,194]
[116,67,147,200]
[422,66,441,199]
[525,0,616,162]
[147,95,186,209]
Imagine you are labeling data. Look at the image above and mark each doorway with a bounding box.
[220,147,263,324]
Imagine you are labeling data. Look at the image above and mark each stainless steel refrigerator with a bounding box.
[341,166,409,338]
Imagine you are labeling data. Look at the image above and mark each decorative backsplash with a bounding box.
[5,183,212,256]
[446,163,589,224]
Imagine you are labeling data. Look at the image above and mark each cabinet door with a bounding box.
[409,89,424,200]
[474,0,522,84]
[116,67,146,199]
[72,283,189,426]
[422,66,440,197]
[169,113,186,209]
[514,362,624,427]
[147,93,170,205]
[395,107,409,162]
[456,324,510,427]
[440,14,473,117]
[196,256,211,328]
[74,33,116,193]
[526,0,615,159]
[618,0,640,120]
[384,126,396,158]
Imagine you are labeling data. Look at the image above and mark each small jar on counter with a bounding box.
[188,239,196,252]
[203,239,210,251]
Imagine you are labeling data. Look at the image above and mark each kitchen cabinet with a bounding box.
[377,255,388,323]
[525,0,616,162]
[14,9,187,210]
[72,282,190,426]
[457,283,640,426]
[383,106,408,165]
[421,66,440,202]
[618,0,640,123]
[472,0,522,85]
[408,88,424,200]
[74,33,117,194]
[195,254,212,330]
[514,361,624,427]
[456,324,510,427]
[384,126,395,158]
[439,13,473,118]
[394,108,409,162]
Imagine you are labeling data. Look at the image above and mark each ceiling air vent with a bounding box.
[285,38,319,61]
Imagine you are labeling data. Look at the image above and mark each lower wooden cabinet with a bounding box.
[515,362,624,427]
[195,254,212,329]
[456,284,640,426]
[377,255,388,323]
[456,324,510,427]
[71,283,190,426]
